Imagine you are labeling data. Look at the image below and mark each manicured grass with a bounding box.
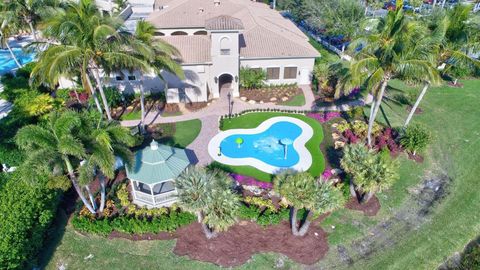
[120,110,141,121]
[156,119,201,148]
[280,92,306,106]
[219,112,325,182]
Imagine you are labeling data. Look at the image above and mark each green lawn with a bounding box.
[156,119,201,148]
[219,112,325,181]
[42,80,480,269]
[280,92,306,107]
[120,110,142,121]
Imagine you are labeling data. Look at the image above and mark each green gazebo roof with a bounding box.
[126,141,190,185]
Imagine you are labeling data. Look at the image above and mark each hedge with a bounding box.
[71,211,196,236]
[0,173,60,270]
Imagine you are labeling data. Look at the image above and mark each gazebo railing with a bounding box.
[154,190,177,205]
[134,191,154,205]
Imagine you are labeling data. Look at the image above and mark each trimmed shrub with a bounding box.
[400,124,432,155]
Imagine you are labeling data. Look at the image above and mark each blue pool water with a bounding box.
[0,49,35,75]
[220,121,302,167]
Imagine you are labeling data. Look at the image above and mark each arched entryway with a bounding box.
[218,73,233,95]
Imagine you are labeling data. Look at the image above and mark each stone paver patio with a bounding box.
[121,86,365,165]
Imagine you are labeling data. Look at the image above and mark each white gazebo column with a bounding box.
[149,184,155,206]
[130,179,137,200]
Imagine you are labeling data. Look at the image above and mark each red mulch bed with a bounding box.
[447,82,464,88]
[407,152,424,163]
[406,105,423,115]
[107,217,330,267]
[240,87,301,104]
[173,219,329,267]
[345,196,381,216]
[185,101,208,112]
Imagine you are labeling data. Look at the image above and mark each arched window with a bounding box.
[171,31,188,36]
[154,31,165,36]
[220,37,230,55]
[193,30,207,35]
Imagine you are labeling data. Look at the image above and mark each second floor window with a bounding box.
[220,49,231,55]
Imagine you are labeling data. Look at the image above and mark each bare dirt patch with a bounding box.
[407,152,424,163]
[406,105,423,115]
[345,196,381,216]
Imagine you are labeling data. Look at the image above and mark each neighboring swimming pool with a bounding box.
[0,49,35,75]
[208,117,313,174]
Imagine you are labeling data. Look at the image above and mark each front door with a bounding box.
[299,68,310,85]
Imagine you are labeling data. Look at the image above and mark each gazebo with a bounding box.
[126,140,190,208]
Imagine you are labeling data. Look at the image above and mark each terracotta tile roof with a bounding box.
[205,15,244,30]
[159,35,211,64]
[148,0,320,59]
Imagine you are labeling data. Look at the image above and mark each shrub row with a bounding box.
[71,211,196,236]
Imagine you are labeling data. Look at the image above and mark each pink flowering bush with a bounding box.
[230,173,273,189]
[321,169,333,181]
[307,111,341,123]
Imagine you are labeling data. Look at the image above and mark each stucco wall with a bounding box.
[209,31,240,98]
[240,57,315,85]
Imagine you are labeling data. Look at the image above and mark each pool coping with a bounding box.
[208,116,313,174]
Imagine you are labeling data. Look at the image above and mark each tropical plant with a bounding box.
[239,67,266,89]
[341,143,399,203]
[0,0,60,41]
[77,111,135,212]
[133,19,183,130]
[175,166,239,239]
[342,2,440,146]
[32,0,155,120]
[274,171,345,236]
[400,124,431,155]
[0,14,23,68]
[404,6,480,127]
[15,110,97,213]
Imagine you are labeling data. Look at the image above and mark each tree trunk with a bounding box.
[197,211,217,239]
[140,80,146,133]
[404,82,429,128]
[85,185,97,211]
[367,79,388,146]
[84,72,104,115]
[364,5,369,16]
[99,175,106,212]
[4,38,22,68]
[296,210,313,237]
[73,89,81,103]
[290,207,299,235]
[64,157,96,214]
[28,21,37,41]
[92,68,113,121]
[432,0,437,7]
[360,191,374,204]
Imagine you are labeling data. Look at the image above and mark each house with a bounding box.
[108,0,320,103]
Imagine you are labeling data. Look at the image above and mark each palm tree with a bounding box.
[341,143,399,203]
[1,0,60,41]
[404,6,480,127]
[33,0,151,120]
[15,110,97,213]
[132,20,184,130]
[0,18,22,68]
[77,111,135,212]
[274,171,345,236]
[345,2,439,146]
[176,167,239,239]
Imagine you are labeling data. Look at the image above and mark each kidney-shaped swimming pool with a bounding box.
[208,116,313,174]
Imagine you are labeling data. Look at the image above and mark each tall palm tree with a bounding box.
[33,0,151,120]
[274,171,345,236]
[15,110,97,213]
[404,6,480,127]
[345,1,439,146]
[132,20,184,130]
[78,111,135,212]
[1,0,60,41]
[341,143,399,203]
[176,167,239,239]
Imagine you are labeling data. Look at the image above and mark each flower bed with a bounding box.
[307,111,341,123]
[239,85,301,104]
[230,173,273,189]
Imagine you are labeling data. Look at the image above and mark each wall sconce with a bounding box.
[235,75,238,82]
[214,76,218,84]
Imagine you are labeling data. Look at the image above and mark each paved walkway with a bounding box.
[121,86,365,165]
